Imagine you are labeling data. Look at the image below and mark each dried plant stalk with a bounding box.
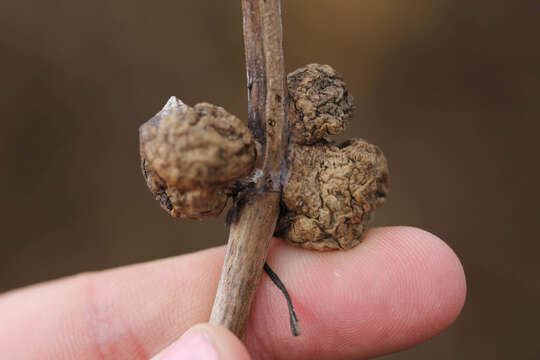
[208,0,288,338]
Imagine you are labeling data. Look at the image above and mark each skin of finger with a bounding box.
[0,247,225,359]
[244,227,466,359]
[153,324,251,360]
[0,227,465,360]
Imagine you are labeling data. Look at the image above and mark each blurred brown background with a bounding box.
[0,0,538,358]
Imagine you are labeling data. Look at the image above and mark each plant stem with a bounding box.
[209,0,288,338]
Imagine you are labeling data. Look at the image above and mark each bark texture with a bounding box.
[209,0,289,338]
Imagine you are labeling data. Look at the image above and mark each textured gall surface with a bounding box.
[277,139,389,250]
[139,98,256,219]
[287,64,355,145]
[140,101,256,188]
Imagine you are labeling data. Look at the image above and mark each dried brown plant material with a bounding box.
[139,66,389,237]
[138,0,390,338]
[276,139,389,250]
[287,64,355,145]
[141,157,228,219]
[141,98,256,188]
[139,97,256,219]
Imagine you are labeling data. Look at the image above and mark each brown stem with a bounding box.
[209,0,288,338]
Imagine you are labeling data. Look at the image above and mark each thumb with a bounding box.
[154,323,251,360]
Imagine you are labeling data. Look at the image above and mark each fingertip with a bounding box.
[392,227,467,326]
[157,323,251,360]
[363,226,467,350]
[247,226,467,358]
[199,324,251,360]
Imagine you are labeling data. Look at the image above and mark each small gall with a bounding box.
[287,64,355,145]
[276,139,389,250]
[139,98,256,219]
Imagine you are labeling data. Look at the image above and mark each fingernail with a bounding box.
[160,329,219,360]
